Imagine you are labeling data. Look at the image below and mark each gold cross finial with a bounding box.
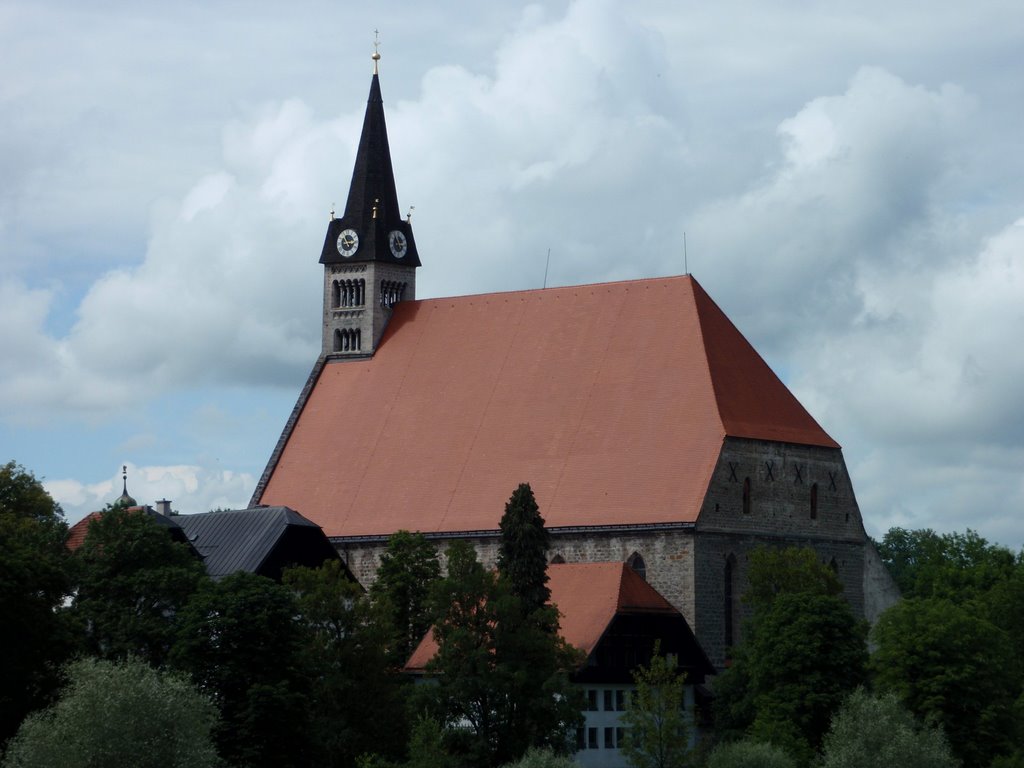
[372,29,381,74]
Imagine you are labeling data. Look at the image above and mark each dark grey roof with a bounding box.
[174,506,328,580]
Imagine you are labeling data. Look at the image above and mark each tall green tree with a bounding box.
[705,740,795,768]
[285,560,408,767]
[1,657,221,768]
[620,643,690,768]
[497,483,550,615]
[72,506,206,666]
[871,596,1019,768]
[714,547,867,764]
[820,688,956,768]
[420,542,582,768]
[369,530,442,665]
[0,461,75,747]
[171,572,311,768]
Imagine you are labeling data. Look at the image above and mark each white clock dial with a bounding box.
[388,230,408,259]
[337,229,359,257]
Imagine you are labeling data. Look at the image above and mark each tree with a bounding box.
[499,747,577,768]
[871,596,1018,768]
[620,643,690,768]
[284,560,409,767]
[72,506,206,666]
[714,547,867,763]
[368,529,442,665]
[497,483,551,614]
[0,461,75,747]
[171,571,311,768]
[1,657,221,768]
[820,688,956,768]
[420,542,582,767]
[705,739,796,768]
[876,526,1016,601]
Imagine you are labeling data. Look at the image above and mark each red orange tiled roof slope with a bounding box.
[256,275,837,538]
[406,561,690,672]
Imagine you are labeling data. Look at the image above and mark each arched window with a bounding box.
[724,554,738,649]
[332,280,341,308]
[549,554,566,565]
[333,329,343,352]
[828,557,839,574]
[353,328,361,350]
[742,477,751,514]
[627,552,647,581]
[810,482,819,520]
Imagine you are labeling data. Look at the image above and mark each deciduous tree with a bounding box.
[0,461,75,746]
[620,643,690,768]
[1,657,221,768]
[72,506,206,666]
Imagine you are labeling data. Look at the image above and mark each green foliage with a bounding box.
[820,688,956,768]
[1,657,221,768]
[743,545,843,612]
[497,483,551,615]
[876,526,1016,601]
[871,596,1018,768]
[498,747,577,768]
[715,547,867,762]
[704,739,796,768]
[620,644,690,768]
[405,715,459,768]
[0,461,75,747]
[369,529,442,665]
[171,572,311,768]
[420,541,582,767]
[72,506,206,666]
[284,560,409,766]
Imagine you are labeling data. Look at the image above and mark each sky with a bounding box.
[2,0,1023,551]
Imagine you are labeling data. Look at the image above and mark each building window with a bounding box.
[333,329,342,352]
[604,690,614,711]
[616,689,626,711]
[810,482,819,519]
[617,727,626,748]
[587,690,598,711]
[627,552,647,581]
[576,728,585,750]
[549,554,565,564]
[588,728,598,750]
[604,727,615,749]
[742,477,751,514]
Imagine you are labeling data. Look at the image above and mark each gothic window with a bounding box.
[333,329,342,352]
[828,557,839,574]
[332,280,341,308]
[549,554,565,564]
[742,477,751,514]
[810,482,819,519]
[627,552,647,581]
[724,554,738,648]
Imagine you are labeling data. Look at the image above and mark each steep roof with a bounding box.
[405,561,703,673]
[66,506,189,552]
[255,275,837,537]
[174,506,335,580]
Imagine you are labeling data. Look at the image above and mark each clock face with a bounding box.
[336,229,359,258]
[388,230,408,259]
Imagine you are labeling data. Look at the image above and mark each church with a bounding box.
[250,54,883,669]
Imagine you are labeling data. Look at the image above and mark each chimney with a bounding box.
[155,499,173,516]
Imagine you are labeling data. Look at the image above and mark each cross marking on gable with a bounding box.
[793,465,803,484]
[764,461,775,481]
[728,462,739,482]
[828,471,838,491]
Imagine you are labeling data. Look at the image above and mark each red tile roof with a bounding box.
[406,561,682,672]
[65,512,103,552]
[257,276,837,537]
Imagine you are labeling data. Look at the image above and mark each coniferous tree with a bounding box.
[497,483,550,615]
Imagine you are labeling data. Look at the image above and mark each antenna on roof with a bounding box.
[684,231,689,275]
[543,248,551,289]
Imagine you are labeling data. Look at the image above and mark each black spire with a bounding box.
[320,64,419,266]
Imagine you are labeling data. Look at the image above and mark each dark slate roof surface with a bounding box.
[174,506,325,579]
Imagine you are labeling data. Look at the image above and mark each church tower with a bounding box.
[319,51,420,357]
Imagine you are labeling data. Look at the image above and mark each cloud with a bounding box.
[47,462,257,525]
